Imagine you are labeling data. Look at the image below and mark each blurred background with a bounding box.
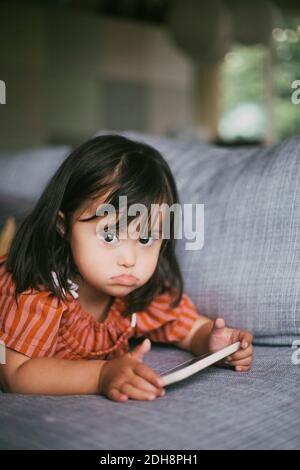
[1,0,300,150]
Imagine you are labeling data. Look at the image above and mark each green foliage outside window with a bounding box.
[220,15,300,143]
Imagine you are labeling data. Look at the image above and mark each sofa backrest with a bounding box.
[111,130,300,346]
[0,146,70,228]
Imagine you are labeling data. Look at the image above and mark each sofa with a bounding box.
[0,130,300,450]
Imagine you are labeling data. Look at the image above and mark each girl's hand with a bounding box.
[98,338,165,402]
[208,318,253,372]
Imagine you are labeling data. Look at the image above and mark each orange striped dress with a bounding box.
[0,254,200,360]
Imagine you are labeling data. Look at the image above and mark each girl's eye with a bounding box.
[97,231,119,245]
[96,231,157,246]
[139,236,155,246]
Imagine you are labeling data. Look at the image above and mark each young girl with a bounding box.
[0,134,253,402]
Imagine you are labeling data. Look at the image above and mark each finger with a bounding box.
[134,363,164,388]
[235,364,251,372]
[214,317,226,329]
[109,388,129,403]
[129,338,151,362]
[121,383,159,401]
[131,373,164,395]
[230,357,252,367]
[227,345,253,361]
[239,331,253,349]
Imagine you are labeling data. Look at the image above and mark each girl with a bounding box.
[0,134,253,402]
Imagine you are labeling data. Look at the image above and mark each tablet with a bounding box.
[160,341,241,387]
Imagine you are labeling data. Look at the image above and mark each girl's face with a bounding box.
[59,198,164,298]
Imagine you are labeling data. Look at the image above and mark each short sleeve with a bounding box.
[134,291,200,344]
[0,284,66,359]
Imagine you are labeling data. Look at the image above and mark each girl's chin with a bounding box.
[107,284,138,294]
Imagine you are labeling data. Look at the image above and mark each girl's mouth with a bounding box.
[111,274,138,285]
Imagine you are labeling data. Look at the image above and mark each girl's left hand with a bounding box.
[208,318,253,372]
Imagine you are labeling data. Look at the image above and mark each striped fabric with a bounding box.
[0,255,200,360]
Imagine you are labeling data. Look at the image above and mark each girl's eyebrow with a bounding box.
[80,215,126,231]
[80,216,163,235]
[79,209,164,233]
[79,210,111,222]
[79,214,101,222]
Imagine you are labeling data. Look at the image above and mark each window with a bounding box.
[219,14,300,143]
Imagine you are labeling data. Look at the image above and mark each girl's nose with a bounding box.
[117,242,136,267]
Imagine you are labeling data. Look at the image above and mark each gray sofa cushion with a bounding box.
[96,130,300,346]
[0,146,70,199]
[0,193,35,229]
[0,146,71,229]
[0,340,299,450]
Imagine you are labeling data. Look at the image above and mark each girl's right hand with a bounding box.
[98,338,165,402]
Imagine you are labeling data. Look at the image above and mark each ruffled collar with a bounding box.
[51,271,79,299]
[51,271,137,328]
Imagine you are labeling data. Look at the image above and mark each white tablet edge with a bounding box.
[161,341,241,387]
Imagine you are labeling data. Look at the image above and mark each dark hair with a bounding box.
[6,134,184,316]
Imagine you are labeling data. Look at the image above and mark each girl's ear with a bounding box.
[56,210,66,237]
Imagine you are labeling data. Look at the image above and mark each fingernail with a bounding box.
[160,390,165,397]
[243,342,248,348]
[236,366,242,371]
[149,395,156,400]
[227,356,232,361]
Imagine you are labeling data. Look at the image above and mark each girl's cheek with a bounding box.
[141,246,161,267]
